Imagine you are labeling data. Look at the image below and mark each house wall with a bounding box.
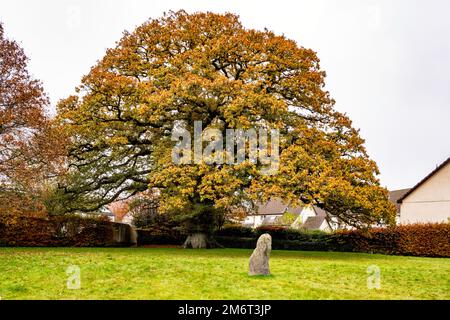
[400,162,450,224]
[243,215,266,228]
[318,220,332,232]
[299,206,316,224]
[291,215,303,229]
[243,206,324,229]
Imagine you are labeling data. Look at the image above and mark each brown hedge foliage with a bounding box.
[212,223,449,257]
[330,223,450,257]
[0,215,120,247]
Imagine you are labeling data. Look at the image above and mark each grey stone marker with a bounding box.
[249,233,272,276]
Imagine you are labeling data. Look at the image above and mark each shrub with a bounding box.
[139,213,181,234]
[255,226,313,241]
[328,223,450,257]
[136,229,185,245]
[215,224,255,238]
[395,223,449,257]
[215,223,449,257]
[277,212,297,226]
[215,225,330,242]
[272,240,331,251]
[0,214,131,247]
[133,218,449,257]
[215,236,256,249]
[134,212,186,246]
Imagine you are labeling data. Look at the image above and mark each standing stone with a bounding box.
[249,233,272,276]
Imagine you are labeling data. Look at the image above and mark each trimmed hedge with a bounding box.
[328,223,450,257]
[117,221,448,257]
[0,215,132,247]
[215,236,331,251]
[136,228,185,246]
[215,224,255,238]
[215,236,256,249]
[214,223,450,257]
[216,224,327,242]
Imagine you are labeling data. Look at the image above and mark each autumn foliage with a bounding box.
[57,10,396,230]
[331,223,450,257]
[0,23,67,216]
[0,214,129,247]
[107,200,130,222]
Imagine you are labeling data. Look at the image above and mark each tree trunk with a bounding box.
[183,233,221,249]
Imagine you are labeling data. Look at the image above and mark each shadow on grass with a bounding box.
[246,273,275,280]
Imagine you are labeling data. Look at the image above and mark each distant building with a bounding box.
[242,198,340,232]
[389,188,411,213]
[388,188,411,222]
[396,157,450,224]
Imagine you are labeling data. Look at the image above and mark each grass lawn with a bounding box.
[0,247,448,300]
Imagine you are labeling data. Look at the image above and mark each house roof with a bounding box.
[252,198,331,218]
[302,216,327,230]
[312,206,328,218]
[397,157,450,203]
[389,188,411,212]
[254,198,303,216]
[256,198,287,215]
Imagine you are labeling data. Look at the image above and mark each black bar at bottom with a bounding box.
[0,300,444,318]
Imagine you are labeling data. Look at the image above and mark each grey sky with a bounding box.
[1,0,449,190]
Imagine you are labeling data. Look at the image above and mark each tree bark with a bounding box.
[183,233,220,249]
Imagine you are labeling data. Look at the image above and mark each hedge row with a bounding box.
[215,223,450,257]
[215,236,330,251]
[119,222,449,257]
[135,225,324,246]
[0,215,132,247]
[136,228,185,246]
[216,225,328,242]
[329,223,450,257]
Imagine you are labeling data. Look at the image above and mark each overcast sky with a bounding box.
[1,0,449,190]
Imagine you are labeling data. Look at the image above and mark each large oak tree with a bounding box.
[57,11,395,246]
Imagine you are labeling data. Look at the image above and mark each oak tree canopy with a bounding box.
[57,10,396,228]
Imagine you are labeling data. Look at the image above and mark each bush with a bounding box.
[135,212,186,246]
[0,215,131,247]
[215,236,332,251]
[216,225,329,242]
[215,236,256,249]
[272,240,331,251]
[133,219,449,257]
[215,223,449,257]
[215,224,255,238]
[307,229,329,241]
[328,223,450,257]
[255,226,315,242]
[136,229,185,245]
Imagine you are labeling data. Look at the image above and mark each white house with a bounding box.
[242,198,339,232]
[396,157,450,224]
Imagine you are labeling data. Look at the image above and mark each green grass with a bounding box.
[0,247,448,299]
